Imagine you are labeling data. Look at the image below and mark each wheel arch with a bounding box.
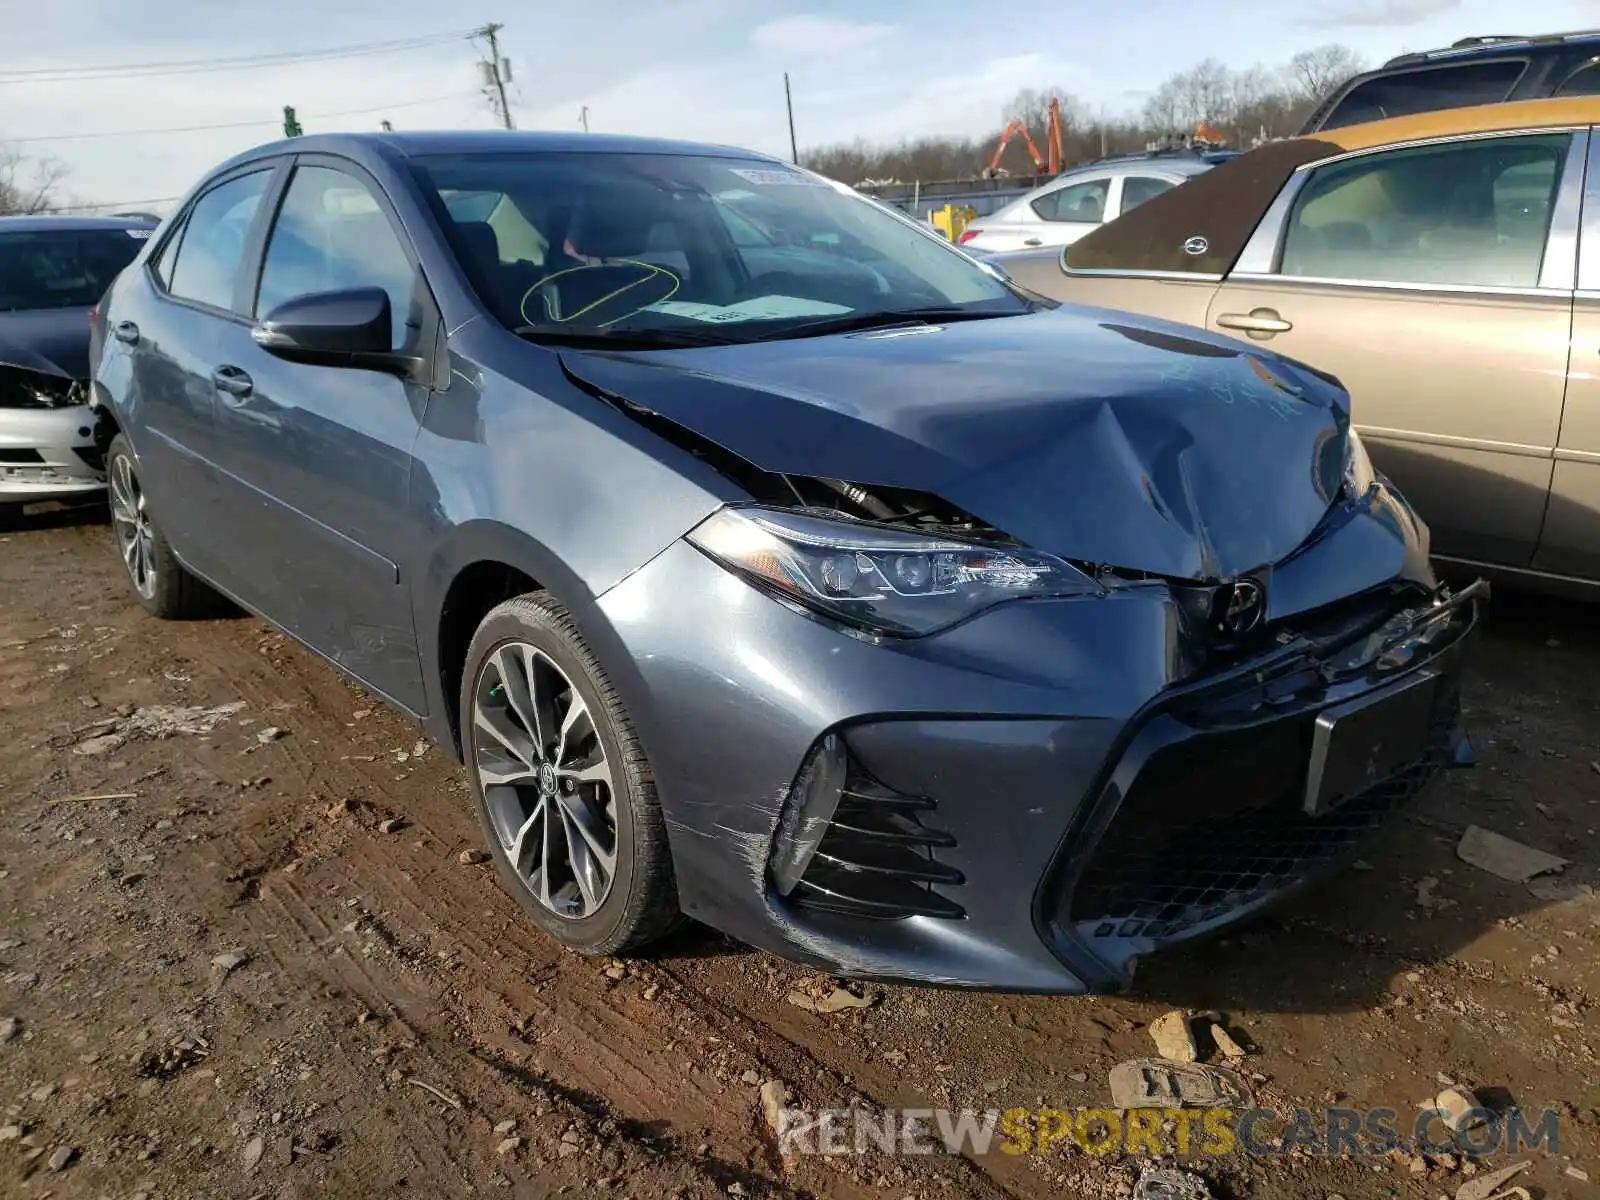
[418,519,659,766]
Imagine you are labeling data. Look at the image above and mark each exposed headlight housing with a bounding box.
[0,365,86,410]
[686,505,1102,636]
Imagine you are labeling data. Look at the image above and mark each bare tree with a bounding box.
[805,41,1365,185]
[1288,44,1367,107]
[0,145,70,215]
[1143,58,1238,131]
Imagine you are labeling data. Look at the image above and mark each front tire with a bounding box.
[460,592,680,956]
[106,434,214,619]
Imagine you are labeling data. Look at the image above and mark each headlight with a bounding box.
[1344,427,1376,499]
[686,506,1102,636]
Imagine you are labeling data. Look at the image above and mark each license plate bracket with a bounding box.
[1303,670,1440,817]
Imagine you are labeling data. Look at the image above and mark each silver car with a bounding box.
[0,216,154,512]
[957,153,1215,254]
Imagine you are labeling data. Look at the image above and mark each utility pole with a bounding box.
[477,23,514,130]
[783,72,798,165]
[579,105,589,133]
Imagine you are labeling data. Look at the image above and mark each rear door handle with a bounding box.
[113,321,140,345]
[210,365,253,399]
[1216,308,1293,335]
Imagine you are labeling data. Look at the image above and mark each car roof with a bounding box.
[1379,28,1600,68]
[207,129,785,180]
[1046,155,1212,183]
[1064,95,1600,279]
[1314,94,1600,154]
[0,214,157,232]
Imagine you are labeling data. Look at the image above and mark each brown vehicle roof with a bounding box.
[1065,95,1600,278]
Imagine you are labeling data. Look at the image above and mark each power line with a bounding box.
[9,92,478,143]
[63,195,184,212]
[0,30,475,84]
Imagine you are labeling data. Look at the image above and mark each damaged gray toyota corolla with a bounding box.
[91,132,1482,992]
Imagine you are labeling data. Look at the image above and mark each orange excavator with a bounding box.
[984,96,1065,179]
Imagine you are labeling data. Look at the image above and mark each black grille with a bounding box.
[0,449,44,464]
[787,773,965,921]
[1065,676,1459,946]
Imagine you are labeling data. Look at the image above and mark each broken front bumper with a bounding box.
[1044,579,1483,989]
[0,405,104,504]
[595,526,1482,993]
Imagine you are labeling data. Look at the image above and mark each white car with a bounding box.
[1,216,154,515]
[957,155,1215,254]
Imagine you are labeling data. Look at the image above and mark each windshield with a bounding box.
[414,151,1027,344]
[0,228,149,312]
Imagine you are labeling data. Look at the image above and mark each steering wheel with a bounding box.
[521,261,681,327]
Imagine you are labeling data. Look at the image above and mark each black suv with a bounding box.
[1302,28,1600,132]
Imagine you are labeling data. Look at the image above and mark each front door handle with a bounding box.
[1022,237,1043,247]
[113,321,140,345]
[1216,308,1293,337]
[210,365,253,399]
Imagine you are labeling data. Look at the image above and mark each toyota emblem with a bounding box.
[1182,235,1209,256]
[1219,578,1265,636]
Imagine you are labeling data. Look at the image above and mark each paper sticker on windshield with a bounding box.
[124,228,153,239]
[729,167,827,187]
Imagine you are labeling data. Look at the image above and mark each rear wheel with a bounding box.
[460,592,680,955]
[106,435,215,619]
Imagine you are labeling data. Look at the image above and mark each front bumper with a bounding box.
[595,504,1480,993]
[0,404,104,503]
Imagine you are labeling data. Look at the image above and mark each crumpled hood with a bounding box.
[561,306,1352,582]
[0,307,93,380]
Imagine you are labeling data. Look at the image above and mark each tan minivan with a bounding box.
[992,97,1600,595]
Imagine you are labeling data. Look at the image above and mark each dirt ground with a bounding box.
[0,501,1597,1200]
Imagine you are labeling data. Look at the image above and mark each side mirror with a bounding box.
[251,287,416,374]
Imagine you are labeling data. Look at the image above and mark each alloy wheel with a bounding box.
[472,642,618,918]
[109,453,156,600]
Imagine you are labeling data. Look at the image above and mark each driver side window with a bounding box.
[255,165,418,349]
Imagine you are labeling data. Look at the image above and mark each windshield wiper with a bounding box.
[743,306,1015,343]
[514,324,736,350]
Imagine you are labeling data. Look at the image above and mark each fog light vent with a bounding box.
[770,734,848,896]
[771,734,964,920]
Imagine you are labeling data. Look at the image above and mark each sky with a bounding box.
[3,0,1598,212]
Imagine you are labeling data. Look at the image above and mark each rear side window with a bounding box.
[1032,178,1109,223]
[1279,133,1569,288]
[1556,60,1600,96]
[1120,176,1177,215]
[151,218,186,290]
[1320,60,1526,130]
[166,170,272,311]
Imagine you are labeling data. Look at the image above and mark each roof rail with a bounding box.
[1383,27,1600,66]
[1091,146,1208,164]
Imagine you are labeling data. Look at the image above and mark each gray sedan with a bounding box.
[90,131,1479,993]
